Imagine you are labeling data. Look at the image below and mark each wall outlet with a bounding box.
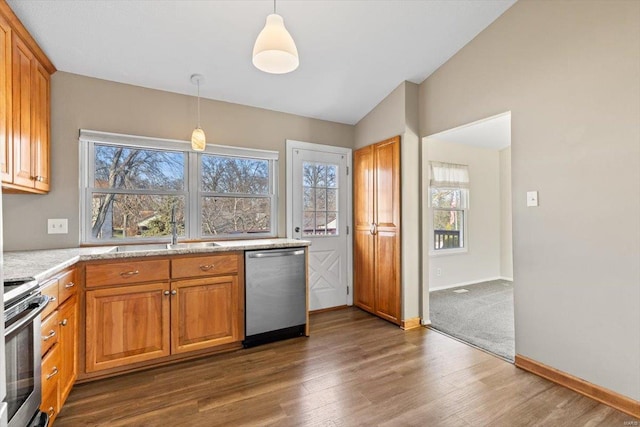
[436,268,442,277]
[48,218,68,234]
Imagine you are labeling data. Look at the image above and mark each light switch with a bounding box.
[527,191,539,207]
[48,218,68,234]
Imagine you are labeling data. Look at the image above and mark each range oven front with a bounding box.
[4,280,49,427]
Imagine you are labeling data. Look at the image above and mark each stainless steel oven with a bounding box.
[3,278,49,427]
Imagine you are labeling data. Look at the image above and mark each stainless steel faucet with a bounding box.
[170,204,178,245]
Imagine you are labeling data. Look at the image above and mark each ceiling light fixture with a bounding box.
[252,0,299,74]
[190,74,206,151]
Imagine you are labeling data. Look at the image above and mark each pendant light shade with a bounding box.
[253,13,299,74]
[190,74,206,151]
[191,127,206,151]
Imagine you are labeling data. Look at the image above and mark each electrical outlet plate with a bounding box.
[48,218,68,234]
[527,191,539,207]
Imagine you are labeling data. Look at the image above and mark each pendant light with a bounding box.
[252,0,299,74]
[190,74,206,151]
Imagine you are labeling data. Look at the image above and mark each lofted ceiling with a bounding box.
[7,0,516,125]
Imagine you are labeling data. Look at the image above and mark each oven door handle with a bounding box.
[4,295,50,337]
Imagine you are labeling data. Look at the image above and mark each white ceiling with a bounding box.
[428,112,511,150]
[7,0,516,125]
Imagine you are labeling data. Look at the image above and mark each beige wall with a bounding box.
[3,72,354,250]
[499,147,513,279]
[354,83,406,149]
[427,140,501,290]
[354,81,422,321]
[420,0,640,400]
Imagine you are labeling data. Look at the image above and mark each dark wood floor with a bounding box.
[56,308,637,426]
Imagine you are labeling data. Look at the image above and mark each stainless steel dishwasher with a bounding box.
[244,247,306,347]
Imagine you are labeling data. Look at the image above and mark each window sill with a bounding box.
[429,247,468,257]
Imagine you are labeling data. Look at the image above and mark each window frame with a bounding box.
[79,130,278,244]
[428,161,470,256]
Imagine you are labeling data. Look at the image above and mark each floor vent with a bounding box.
[453,289,469,294]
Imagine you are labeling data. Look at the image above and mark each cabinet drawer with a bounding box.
[172,254,238,279]
[86,259,170,288]
[40,377,59,426]
[41,342,61,399]
[58,269,78,303]
[41,278,59,319]
[41,311,59,356]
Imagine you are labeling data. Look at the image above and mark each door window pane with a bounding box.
[302,161,339,236]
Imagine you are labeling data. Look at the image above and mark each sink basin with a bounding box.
[167,242,221,250]
[110,242,221,253]
[112,244,170,253]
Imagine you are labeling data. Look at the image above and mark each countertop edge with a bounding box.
[3,239,310,283]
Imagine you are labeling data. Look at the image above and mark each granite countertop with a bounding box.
[3,239,310,283]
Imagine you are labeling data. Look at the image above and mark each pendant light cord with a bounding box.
[273,0,276,14]
[197,80,201,128]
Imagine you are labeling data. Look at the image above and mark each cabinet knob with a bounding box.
[59,319,68,327]
[163,290,170,296]
[171,290,177,296]
[294,226,300,233]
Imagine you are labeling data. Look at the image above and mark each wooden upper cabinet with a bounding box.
[0,1,55,194]
[11,35,34,188]
[0,12,11,183]
[32,60,50,191]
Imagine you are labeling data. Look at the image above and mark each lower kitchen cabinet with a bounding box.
[85,282,171,373]
[39,267,78,426]
[58,294,78,405]
[171,275,241,354]
[83,252,244,375]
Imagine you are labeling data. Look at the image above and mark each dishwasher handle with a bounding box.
[247,249,305,258]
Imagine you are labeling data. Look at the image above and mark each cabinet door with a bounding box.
[58,295,78,406]
[171,276,241,354]
[0,14,11,183]
[86,282,170,372]
[353,145,376,313]
[32,60,49,191]
[373,137,401,324]
[11,35,34,188]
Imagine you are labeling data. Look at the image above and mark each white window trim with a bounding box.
[79,130,278,244]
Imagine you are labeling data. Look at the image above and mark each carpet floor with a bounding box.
[429,279,515,361]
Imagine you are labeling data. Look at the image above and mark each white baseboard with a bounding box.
[429,276,507,292]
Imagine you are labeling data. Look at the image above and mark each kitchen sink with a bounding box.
[166,242,221,250]
[110,242,221,253]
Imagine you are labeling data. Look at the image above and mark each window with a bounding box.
[302,161,339,236]
[429,161,469,251]
[80,130,277,243]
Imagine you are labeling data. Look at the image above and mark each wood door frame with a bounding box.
[285,139,353,306]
